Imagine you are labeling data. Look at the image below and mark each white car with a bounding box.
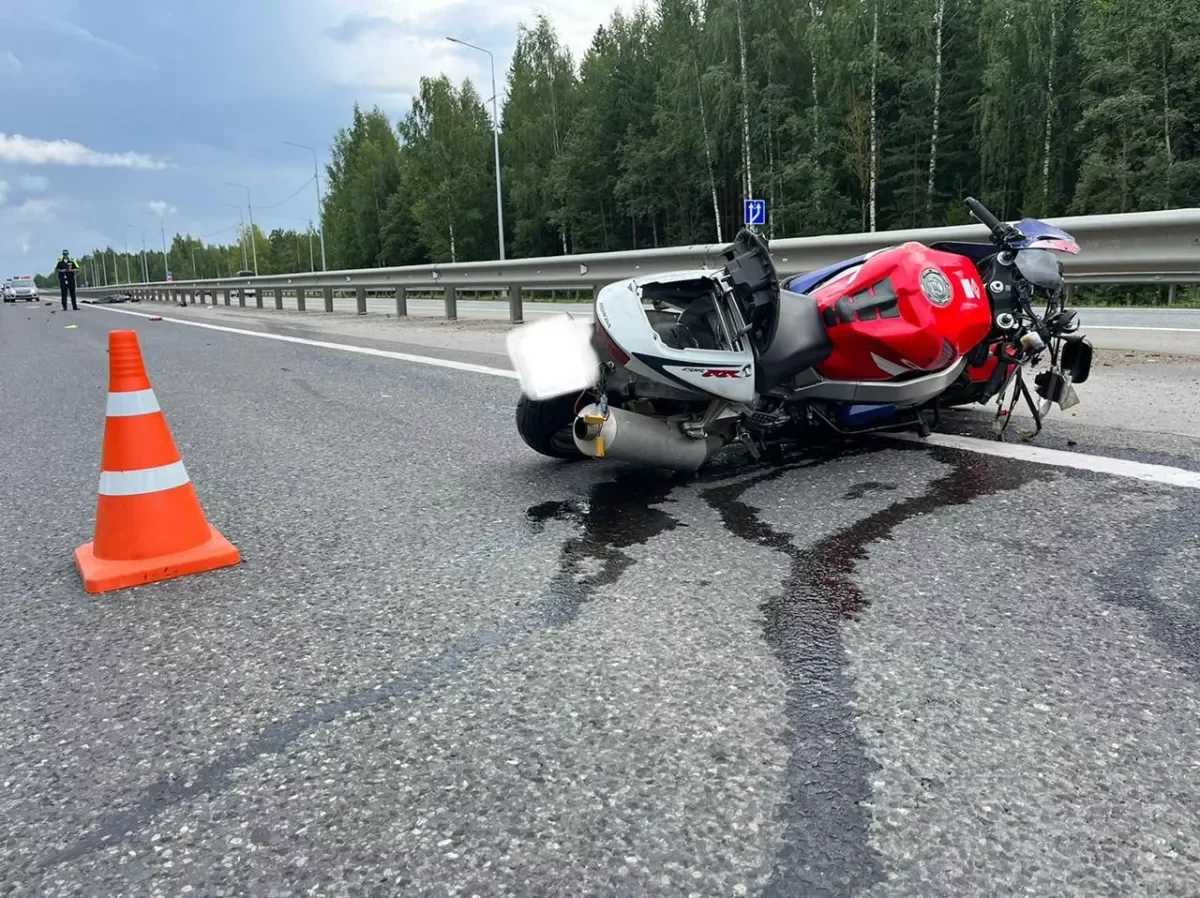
[4,275,38,302]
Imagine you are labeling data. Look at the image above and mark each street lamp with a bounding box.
[224,182,259,275]
[283,140,328,271]
[128,224,148,282]
[122,236,131,283]
[446,35,506,261]
[222,203,249,270]
[146,206,170,280]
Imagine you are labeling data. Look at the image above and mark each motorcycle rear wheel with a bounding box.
[515,393,585,460]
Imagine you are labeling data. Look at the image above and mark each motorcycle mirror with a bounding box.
[1060,337,1093,385]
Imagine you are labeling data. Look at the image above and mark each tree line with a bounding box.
[48,224,320,290]
[320,0,1199,269]
[55,0,1200,287]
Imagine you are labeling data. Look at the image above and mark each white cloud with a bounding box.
[0,134,169,169]
[0,50,20,75]
[19,174,49,192]
[305,0,635,103]
[147,201,178,216]
[0,180,8,205]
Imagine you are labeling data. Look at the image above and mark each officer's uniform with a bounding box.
[55,254,80,310]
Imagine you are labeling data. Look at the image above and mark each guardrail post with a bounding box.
[274,287,283,310]
[223,288,231,307]
[395,286,407,317]
[592,284,601,302]
[509,285,523,324]
[444,285,458,320]
[296,287,306,311]
[323,286,333,313]
[238,288,246,308]
[355,285,367,315]
[1168,284,1177,306]
[254,286,264,309]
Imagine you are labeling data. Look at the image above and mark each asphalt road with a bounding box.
[3,301,1200,897]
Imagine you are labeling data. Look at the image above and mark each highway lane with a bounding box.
[3,301,1200,896]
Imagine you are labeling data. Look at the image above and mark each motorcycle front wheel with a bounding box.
[515,392,585,460]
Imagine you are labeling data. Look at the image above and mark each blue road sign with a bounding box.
[744,199,767,227]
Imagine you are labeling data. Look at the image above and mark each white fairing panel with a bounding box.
[595,276,756,403]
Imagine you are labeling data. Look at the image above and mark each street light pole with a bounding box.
[284,141,328,271]
[446,36,506,261]
[222,203,249,270]
[123,236,131,283]
[147,208,169,279]
[225,182,259,275]
[129,225,148,282]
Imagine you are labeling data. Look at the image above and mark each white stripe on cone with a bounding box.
[106,389,161,417]
[98,460,191,497]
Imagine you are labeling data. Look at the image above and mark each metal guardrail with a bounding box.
[78,209,1200,321]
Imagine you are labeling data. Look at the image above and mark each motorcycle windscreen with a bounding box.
[506,313,600,401]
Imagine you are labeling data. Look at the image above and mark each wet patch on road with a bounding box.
[524,471,682,627]
[1093,489,1200,682]
[702,448,1051,898]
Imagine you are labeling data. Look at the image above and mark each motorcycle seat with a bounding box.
[755,289,833,392]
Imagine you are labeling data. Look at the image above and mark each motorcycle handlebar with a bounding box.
[964,196,1004,235]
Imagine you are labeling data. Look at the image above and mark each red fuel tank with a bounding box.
[810,242,992,382]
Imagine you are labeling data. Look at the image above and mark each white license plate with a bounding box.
[506,313,600,401]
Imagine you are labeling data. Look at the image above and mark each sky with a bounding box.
[0,0,636,278]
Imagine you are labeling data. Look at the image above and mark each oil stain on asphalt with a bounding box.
[702,446,1052,898]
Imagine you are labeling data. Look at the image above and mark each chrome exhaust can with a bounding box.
[572,403,712,472]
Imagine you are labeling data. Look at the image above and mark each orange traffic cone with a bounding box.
[75,330,240,594]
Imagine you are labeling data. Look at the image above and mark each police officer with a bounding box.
[55,249,80,311]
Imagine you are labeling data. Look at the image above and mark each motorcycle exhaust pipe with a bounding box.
[572,403,719,472]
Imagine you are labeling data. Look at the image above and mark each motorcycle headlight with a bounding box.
[920,268,953,307]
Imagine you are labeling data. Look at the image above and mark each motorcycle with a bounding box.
[508,196,1094,472]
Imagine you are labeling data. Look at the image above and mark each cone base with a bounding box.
[75,525,240,595]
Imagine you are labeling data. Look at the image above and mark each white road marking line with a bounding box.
[85,305,520,381]
[1084,325,1200,333]
[87,306,1200,490]
[888,432,1200,490]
